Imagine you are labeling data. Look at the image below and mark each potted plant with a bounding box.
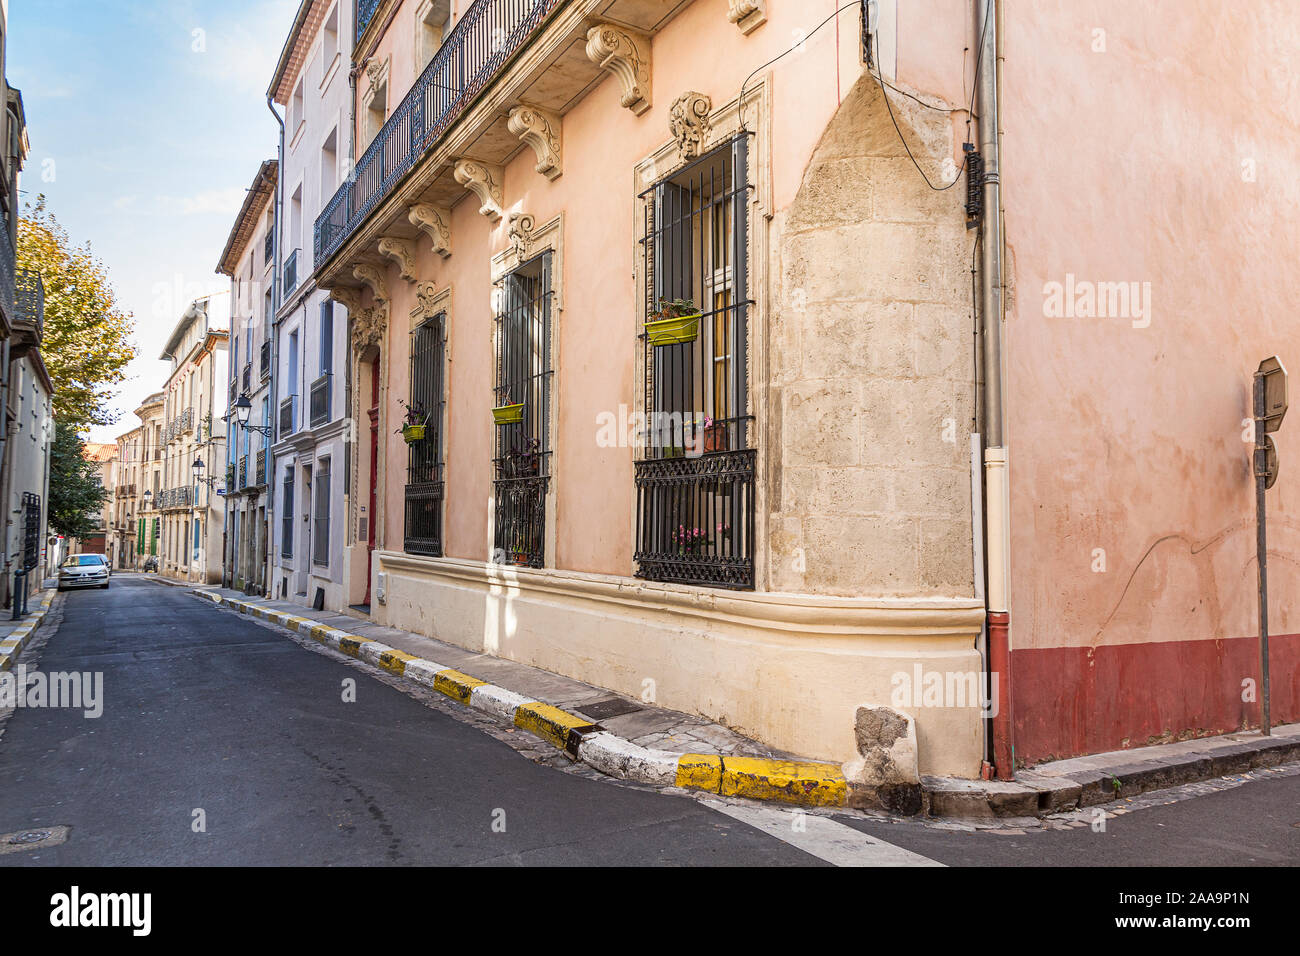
[645,298,702,346]
[506,437,542,478]
[492,390,526,425]
[702,415,729,454]
[397,400,428,443]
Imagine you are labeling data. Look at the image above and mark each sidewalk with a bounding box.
[0,588,55,671]
[188,584,851,808]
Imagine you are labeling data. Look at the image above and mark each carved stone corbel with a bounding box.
[414,280,440,318]
[507,105,562,180]
[507,212,537,261]
[452,159,504,221]
[326,286,364,315]
[670,91,712,161]
[377,236,417,283]
[407,203,452,258]
[353,262,389,305]
[585,24,651,115]
[350,305,387,353]
[727,0,766,35]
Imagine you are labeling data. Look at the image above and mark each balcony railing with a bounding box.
[264,230,274,266]
[279,395,297,439]
[238,455,248,491]
[242,363,252,393]
[356,0,383,41]
[315,0,561,266]
[256,449,266,487]
[179,407,194,435]
[283,248,299,301]
[259,341,271,380]
[15,269,44,338]
[309,373,331,427]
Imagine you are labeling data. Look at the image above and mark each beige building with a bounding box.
[113,392,166,570]
[154,300,229,584]
[241,0,1300,782]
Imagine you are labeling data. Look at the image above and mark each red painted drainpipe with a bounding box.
[988,611,1013,779]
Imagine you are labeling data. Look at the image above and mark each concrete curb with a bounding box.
[923,729,1300,818]
[192,588,848,808]
[0,591,56,671]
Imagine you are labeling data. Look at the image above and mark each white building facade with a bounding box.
[218,160,278,595]
[268,0,353,609]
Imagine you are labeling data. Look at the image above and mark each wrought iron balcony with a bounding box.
[279,395,297,439]
[634,449,757,590]
[242,363,252,394]
[309,373,331,428]
[264,230,274,266]
[255,449,266,487]
[259,341,271,380]
[283,248,299,301]
[179,407,194,435]
[15,269,44,339]
[493,475,548,568]
[238,455,248,490]
[316,0,561,266]
[356,0,383,41]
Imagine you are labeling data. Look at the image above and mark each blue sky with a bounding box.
[8,0,298,441]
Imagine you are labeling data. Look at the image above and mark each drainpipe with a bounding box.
[268,96,286,598]
[975,0,1013,779]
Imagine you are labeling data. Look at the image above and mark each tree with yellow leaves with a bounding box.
[17,195,136,430]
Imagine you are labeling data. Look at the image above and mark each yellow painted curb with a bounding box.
[434,668,487,704]
[377,648,417,676]
[675,754,724,792]
[514,701,595,750]
[308,623,334,643]
[337,635,374,657]
[719,757,848,807]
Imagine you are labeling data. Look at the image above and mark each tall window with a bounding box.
[281,470,294,558]
[313,458,331,566]
[635,137,755,589]
[492,252,552,568]
[404,310,446,556]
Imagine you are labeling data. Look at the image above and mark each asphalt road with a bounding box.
[0,575,1296,867]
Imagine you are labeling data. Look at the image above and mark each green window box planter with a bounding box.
[492,403,526,425]
[402,423,427,444]
[645,313,702,346]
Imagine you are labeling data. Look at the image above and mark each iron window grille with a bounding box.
[404,310,447,557]
[313,458,331,567]
[281,471,294,558]
[492,251,553,568]
[309,373,332,427]
[634,136,756,590]
[21,493,40,572]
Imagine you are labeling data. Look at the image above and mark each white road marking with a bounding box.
[701,799,944,867]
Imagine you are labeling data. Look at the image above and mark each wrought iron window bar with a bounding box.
[633,136,756,590]
[492,252,552,568]
[404,310,447,557]
[309,373,332,428]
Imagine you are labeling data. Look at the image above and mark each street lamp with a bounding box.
[233,393,271,437]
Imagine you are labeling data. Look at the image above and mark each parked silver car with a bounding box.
[58,553,111,590]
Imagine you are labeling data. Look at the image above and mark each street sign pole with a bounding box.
[1253,356,1287,737]
[1253,369,1271,736]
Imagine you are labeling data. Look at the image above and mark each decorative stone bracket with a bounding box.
[414,280,440,319]
[377,236,417,283]
[326,286,364,315]
[585,23,651,115]
[727,0,767,35]
[408,203,452,258]
[507,105,563,180]
[353,262,390,305]
[670,91,712,161]
[453,159,505,221]
[507,212,537,262]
